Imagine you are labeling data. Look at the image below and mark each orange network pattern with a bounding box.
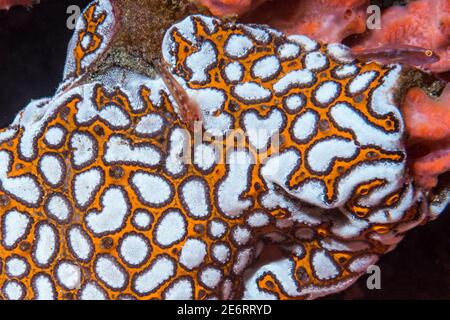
[0,1,446,300]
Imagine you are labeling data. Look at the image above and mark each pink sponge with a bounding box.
[0,0,34,10]
[353,0,450,73]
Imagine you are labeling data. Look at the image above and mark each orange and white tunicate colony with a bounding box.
[0,1,447,300]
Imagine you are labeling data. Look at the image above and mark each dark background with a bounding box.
[0,0,449,299]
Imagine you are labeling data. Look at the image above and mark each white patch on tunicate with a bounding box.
[202,111,233,137]
[225,34,254,58]
[32,273,55,300]
[348,255,379,273]
[233,248,253,275]
[194,15,218,35]
[284,94,305,113]
[260,150,340,216]
[311,250,340,280]
[186,40,217,83]
[132,210,153,230]
[0,151,42,206]
[326,43,354,63]
[292,180,329,208]
[305,51,328,71]
[98,105,130,129]
[273,69,314,94]
[212,243,231,264]
[243,258,299,299]
[368,183,416,223]
[164,278,194,300]
[79,282,108,300]
[162,15,217,66]
[217,150,253,218]
[135,113,164,137]
[314,81,340,106]
[63,1,115,79]
[320,237,370,252]
[306,138,358,173]
[334,64,358,78]
[6,256,28,278]
[45,194,71,223]
[179,15,208,39]
[348,71,378,94]
[119,233,150,267]
[288,35,318,52]
[104,135,161,167]
[1,210,32,249]
[266,193,323,228]
[193,143,218,172]
[44,126,65,147]
[252,55,280,80]
[242,109,284,150]
[32,223,57,267]
[291,110,318,142]
[95,255,127,290]
[163,18,194,63]
[246,211,270,228]
[330,103,402,151]
[369,65,403,120]
[181,178,210,219]
[179,238,207,270]
[39,154,64,186]
[72,86,99,124]
[208,220,228,239]
[200,267,222,289]
[233,82,272,103]
[15,97,54,160]
[165,127,188,176]
[133,255,175,295]
[76,85,128,126]
[154,210,186,247]
[56,261,81,290]
[188,87,230,137]
[282,262,358,300]
[331,210,369,239]
[0,126,18,144]
[80,33,92,50]
[85,187,129,236]
[131,172,173,207]
[288,244,305,258]
[277,43,300,60]
[231,226,251,246]
[261,149,300,191]
[242,25,272,44]
[2,280,24,300]
[67,225,93,262]
[336,162,405,211]
[1,175,42,206]
[72,167,103,209]
[429,188,450,219]
[224,61,244,83]
[70,132,96,168]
